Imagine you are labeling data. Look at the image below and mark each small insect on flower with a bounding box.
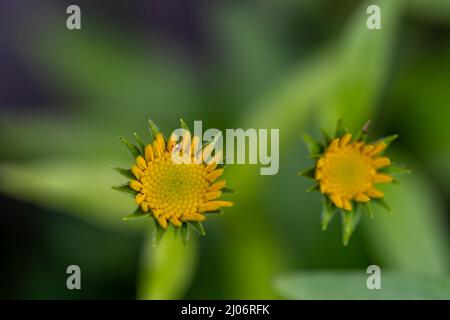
[112,119,234,245]
[300,120,409,245]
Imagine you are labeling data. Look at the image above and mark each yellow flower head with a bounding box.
[316,133,392,211]
[113,119,234,244]
[300,120,408,245]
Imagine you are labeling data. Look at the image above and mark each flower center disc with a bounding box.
[319,146,375,198]
[140,155,208,216]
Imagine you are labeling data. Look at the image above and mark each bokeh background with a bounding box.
[1,0,449,299]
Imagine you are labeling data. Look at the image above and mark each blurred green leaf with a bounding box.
[220,0,406,298]
[365,157,450,275]
[0,160,141,231]
[137,228,198,299]
[301,132,323,155]
[274,271,450,299]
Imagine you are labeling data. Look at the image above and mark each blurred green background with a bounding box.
[0,0,449,299]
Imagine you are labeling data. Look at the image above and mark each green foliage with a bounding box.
[275,271,450,299]
[119,136,142,158]
[341,207,362,246]
[334,119,347,138]
[123,208,151,221]
[133,132,147,152]
[321,198,336,231]
[0,0,449,300]
[112,184,138,198]
[111,165,135,180]
[137,228,197,299]
[188,221,206,236]
[301,132,323,155]
[148,119,161,138]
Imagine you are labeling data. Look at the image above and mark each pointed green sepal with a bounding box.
[180,118,191,131]
[152,219,166,246]
[111,165,135,180]
[335,118,347,138]
[222,187,238,194]
[355,120,371,142]
[306,184,320,192]
[298,167,315,179]
[122,207,150,221]
[380,164,410,175]
[148,119,161,138]
[321,128,332,145]
[301,132,323,155]
[373,198,392,213]
[178,223,190,245]
[321,197,336,230]
[133,132,146,152]
[112,184,138,198]
[361,202,374,219]
[203,208,224,215]
[341,205,362,246]
[374,134,398,146]
[308,153,322,159]
[119,136,141,158]
[188,221,206,236]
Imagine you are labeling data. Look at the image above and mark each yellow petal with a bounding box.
[319,183,327,193]
[144,144,154,161]
[181,130,192,154]
[328,138,339,151]
[206,168,224,183]
[205,191,222,201]
[153,209,163,218]
[367,188,384,198]
[198,201,233,212]
[208,200,233,208]
[353,141,364,149]
[374,173,393,183]
[191,135,201,156]
[340,133,352,147]
[373,157,391,168]
[136,155,147,170]
[130,180,143,191]
[167,132,178,153]
[205,162,218,174]
[205,151,223,173]
[157,216,168,229]
[342,198,352,211]
[152,140,163,159]
[170,217,182,227]
[135,193,145,205]
[330,194,343,208]
[368,142,387,156]
[202,143,214,163]
[317,158,325,168]
[156,133,166,152]
[181,212,195,221]
[355,193,370,202]
[315,169,322,180]
[198,203,220,212]
[141,202,149,212]
[152,140,162,158]
[193,213,206,221]
[182,212,205,221]
[208,180,226,192]
[131,165,143,179]
[362,145,374,154]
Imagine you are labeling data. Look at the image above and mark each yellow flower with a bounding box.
[113,119,234,243]
[300,120,408,245]
[315,133,392,211]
